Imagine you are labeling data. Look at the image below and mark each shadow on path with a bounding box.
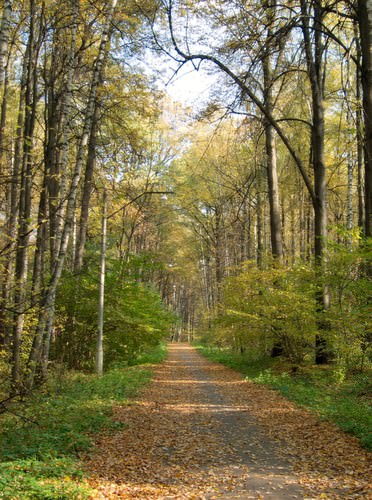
[86,344,371,499]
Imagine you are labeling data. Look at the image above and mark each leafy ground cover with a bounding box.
[0,344,166,500]
[86,344,371,498]
[196,345,372,450]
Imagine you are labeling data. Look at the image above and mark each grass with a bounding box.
[196,345,372,450]
[131,342,168,365]
[0,343,167,499]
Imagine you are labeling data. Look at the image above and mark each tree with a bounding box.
[357,0,372,237]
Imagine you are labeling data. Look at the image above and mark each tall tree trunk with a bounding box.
[346,155,354,232]
[0,0,12,91]
[301,0,329,363]
[51,1,79,265]
[355,30,365,231]
[256,168,264,269]
[11,0,41,390]
[262,0,283,260]
[357,0,372,237]
[0,57,9,189]
[214,205,223,308]
[27,0,118,387]
[264,118,283,259]
[0,67,10,345]
[74,105,99,273]
[36,0,80,378]
[0,50,28,347]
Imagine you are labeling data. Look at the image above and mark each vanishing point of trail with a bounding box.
[87,344,371,499]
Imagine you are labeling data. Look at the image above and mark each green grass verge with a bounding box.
[0,344,166,499]
[196,345,372,451]
[131,342,168,365]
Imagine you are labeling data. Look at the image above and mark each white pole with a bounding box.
[96,189,107,375]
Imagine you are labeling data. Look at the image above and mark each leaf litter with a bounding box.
[84,344,371,499]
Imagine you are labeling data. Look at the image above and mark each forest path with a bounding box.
[86,344,371,499]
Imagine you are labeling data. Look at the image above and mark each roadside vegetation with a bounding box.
[197,345,372,451]
[0,344,166,500]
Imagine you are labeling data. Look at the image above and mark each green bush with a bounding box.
[216,261,317,362]
[324,235,372,370]
[0,458,90,500]
[54,256,175,370]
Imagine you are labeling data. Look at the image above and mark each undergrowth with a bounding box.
[0,343,166,499]
[196,345,372,451]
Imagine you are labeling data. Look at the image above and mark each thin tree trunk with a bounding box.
[0,66,10,345]
[262,0,283,260]
[27,0,118,387]
[11,0,41,389]
[0,59,9,180]
[256,169,264,269]
[356,31,365,231]
[346,155,354,232]
[74,105,99,273]
[0,50,27,347]
[0,0,12,91]
[264,117,283,259]
[52,1,79,264]
[214,206,223,308]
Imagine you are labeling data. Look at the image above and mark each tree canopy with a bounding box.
[0,0,371,398]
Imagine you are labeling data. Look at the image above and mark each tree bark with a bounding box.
[256,167,264,268]
[355,30,365,231]
[300,0,330,363]
[11,0,41,389]
[27,0,118,387]
[74,105,99,273]
[0,0,12,90]
[357,0,372,237]
[262,1,283,260]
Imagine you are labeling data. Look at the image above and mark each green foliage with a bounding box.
[104,277,174,367]
[324,235,372,369]
[0,359,157,499]
[200,237,371,368]
[197,346,372,450]
[55,257,175,370]
[131,342,168,365]
[195,344,273,377]
[0,458,90,500]
[216,260,317,362]
[0,367,151,461]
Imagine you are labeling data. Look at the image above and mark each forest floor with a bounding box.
[85,344,371,499]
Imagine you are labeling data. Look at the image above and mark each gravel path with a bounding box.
[86,344,371,499]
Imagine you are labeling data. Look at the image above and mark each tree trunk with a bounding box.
[51,0,79,264]
[357,0,372,237]
[264,118,283,259]
[27,0,118,387]
[214,206,223,308]
[74,105,99,273]
[300,0,329,363]
[256,168,264,268]
[356,30,365,231]
[11,1,41,389]
[262,1,283,260]
[0,0,12,90]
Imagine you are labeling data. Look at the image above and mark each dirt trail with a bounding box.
[86,344,371,499]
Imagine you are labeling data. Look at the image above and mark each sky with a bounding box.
[164,63,215,107]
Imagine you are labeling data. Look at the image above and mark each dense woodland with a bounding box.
[0,0,371,400]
